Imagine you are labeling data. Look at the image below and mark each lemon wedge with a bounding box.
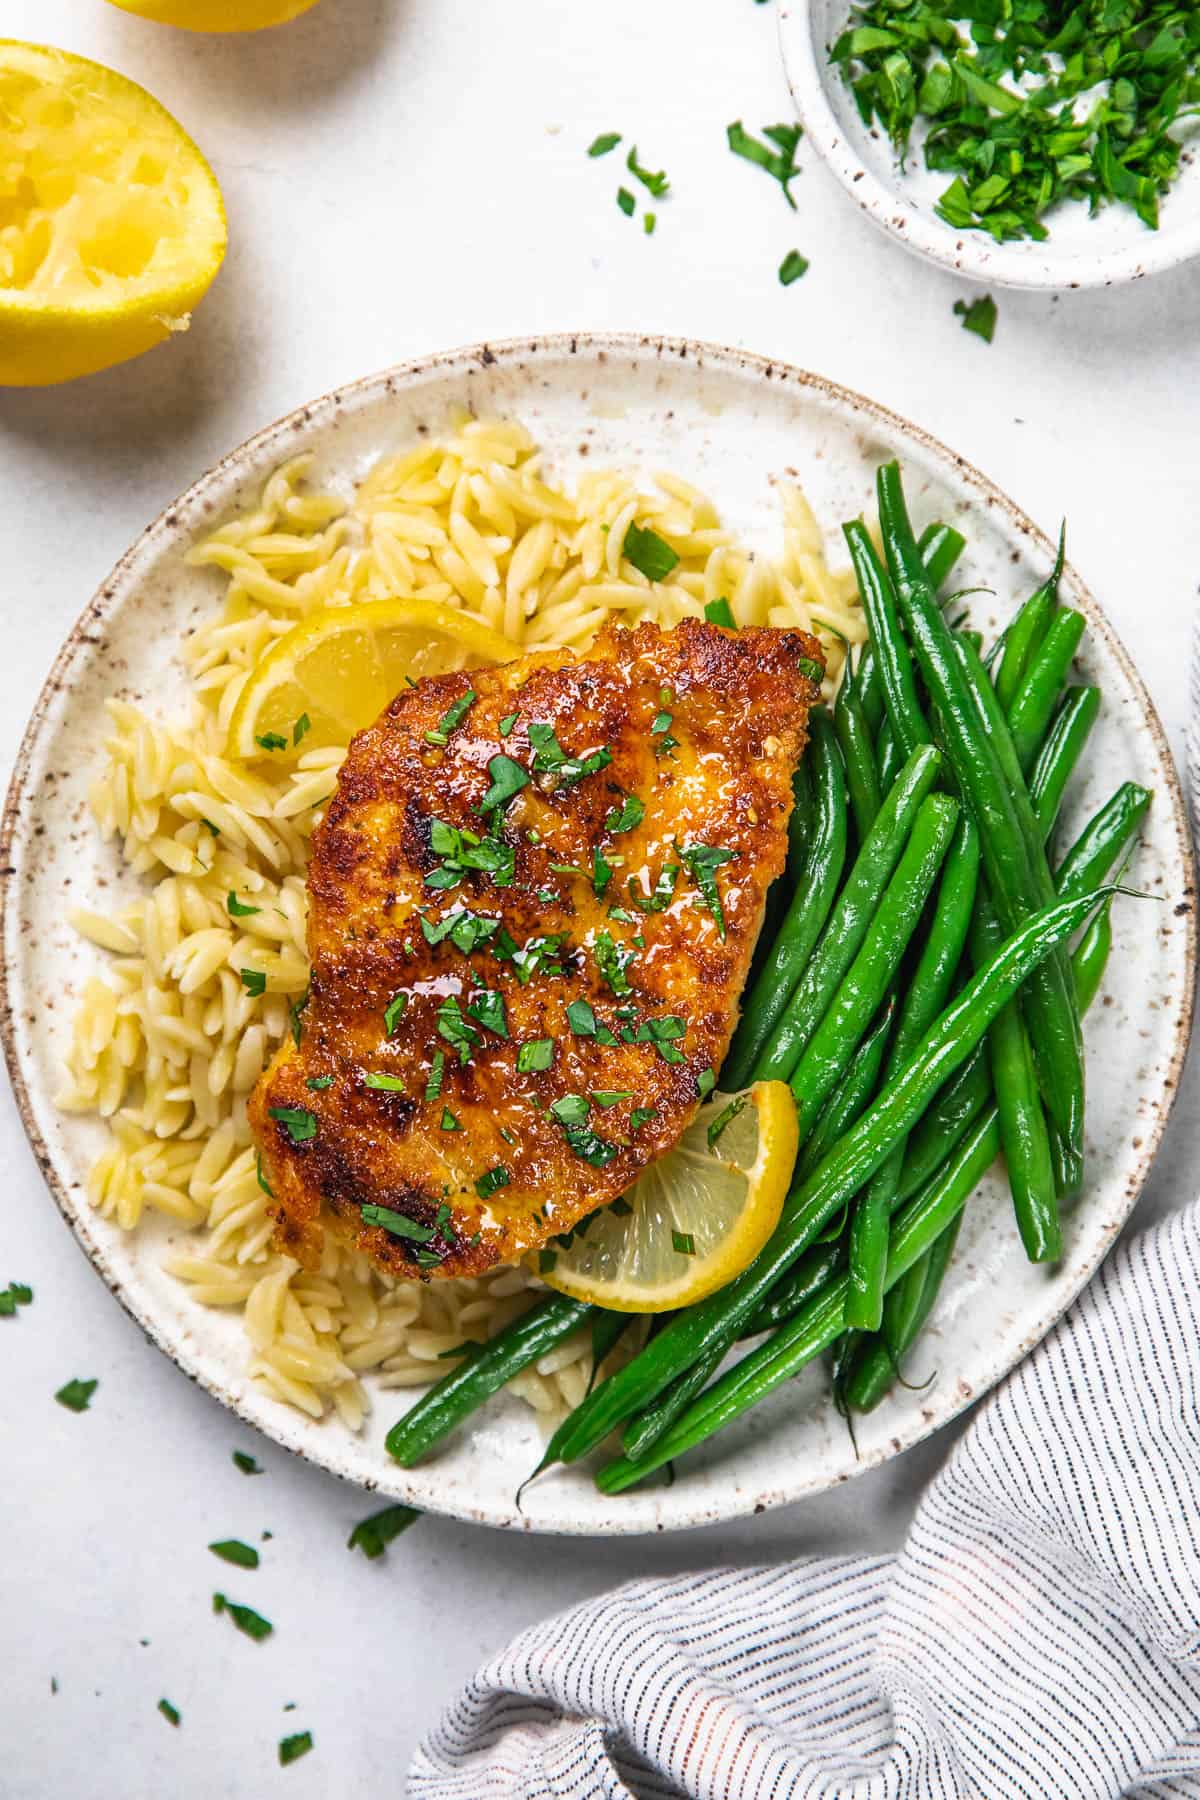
[228,598,519,759]
[539,1083,798,1314]
[0,43,227,387]
[106,0,319,29]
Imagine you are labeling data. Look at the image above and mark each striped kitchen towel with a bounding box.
[410,1193,1200,1799]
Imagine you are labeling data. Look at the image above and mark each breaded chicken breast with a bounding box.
[249,618,822,1279]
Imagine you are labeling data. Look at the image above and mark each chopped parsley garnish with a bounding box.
[605,793,645,834]
[630,1106,659,1132]
[703,597,736,627]
[255,1153,274,1198]
[562,1122,619,1168]
[830,0,1197,240]
[361,1204,437,1243]
[212,1593,272,1642]
[644,212,657,235]
[697,1068,716,1099]
[650,692,679,756]
[592,1090,632,1108]
[209,1539,260,1569]
[475,1165,510,1200]
[200,818,220,837]
[550,1094,590,1126]
[306,1075,333,1090]
[426,817,515,890]
[797,654,824,683]
[680,842,737,938]
[421,908,502,954]
[593,847,613,899]
[628,862,679,913]
[517,1039,555,1073]
[436,995,480,1064]
[617,186,636,216]
[227,892,260,917]
[232,1451,262,1475]
[672,1230,697,1257]
[634,1015,687,1063]
[726,119,803,208]
[528,722,613,788]
[609,1196,633,1217]
[425,1051,445,1102]
[289,987,309,1048]
[954,294,997,343]
[293,712,311,747]
[588,131,621,157]
[347,1503,420,1558]
[0,1281,32,1317]
[363,1071,407,1093]
[480,752,530,812]
[424,688,477,748]
[466,987,509,1038]
[594,930,636,996]
[508,933,570,984]
[626,144,670,197]
[382,992,408,1037]
[567,998,598,1035]
[55,1377,97,1413]
[158,1699,181,1727]
[440,1108,461,1131]
[707,1093,747,1148]
[779,249,810,285]
[279,1732,314,1767]
[539,1249,558,1274]
[239,968,267,998]
[498,711,519,738]
[622,521,680,583]
[255,731,288,752]
[268,1105,317,1144]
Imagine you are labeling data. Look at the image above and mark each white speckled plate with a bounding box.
[779,2,1200,290]
[1,335,1194,1535]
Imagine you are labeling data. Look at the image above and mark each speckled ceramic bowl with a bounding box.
[779,1,1200,290]
[1,334,1194,1534]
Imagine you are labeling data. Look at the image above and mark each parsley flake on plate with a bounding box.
[226,892,260,918]
[672,1229,697,1257]
[255,731,288,753]
[239,968,266,998]
[703,597,736,627]
[727,119,804,208]
[424,688,476,748]
[268,1106,317,1145]
[361,1204,437,1243]
[209,1539,260,1570]
[622,521,680,583]
[954,294,997,343]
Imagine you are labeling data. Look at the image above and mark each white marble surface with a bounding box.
[1,2,1197,1794]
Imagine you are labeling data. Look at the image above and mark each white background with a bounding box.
[1,2,1198,1795]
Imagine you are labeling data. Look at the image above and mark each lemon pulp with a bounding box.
[0,42,226,386]
[539,1083,799,1313]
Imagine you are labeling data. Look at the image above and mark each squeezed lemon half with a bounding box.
[228,598,520,759]
[106,0,320,29]
[0,42,227,386]
[539,1082,798,1313]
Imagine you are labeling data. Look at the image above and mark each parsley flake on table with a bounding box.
[55,1378,97,1412]
[212,1593,272,1642]
[158,1699,181,1728]
[726,120,804,208]
[779,249,810,285]
[232,1451,263,1476]
[622,521,680,582]
[0,1281,32,1316]
[209,1539,260,1570]
[347,1502,421,1558]
[617,186,636,216]
[954,294,997,343]
[626,144,670,197]
[588,131,622,157]
[279,1732,314,1767]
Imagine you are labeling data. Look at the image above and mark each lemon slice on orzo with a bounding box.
[228,598,519,759]
[0,42,227,387]
[539,1082,798,1314]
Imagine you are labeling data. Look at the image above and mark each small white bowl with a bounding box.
[779,0,1200,289]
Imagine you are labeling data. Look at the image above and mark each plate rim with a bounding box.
[777,1,1200,291]
[2,329,1195,1534]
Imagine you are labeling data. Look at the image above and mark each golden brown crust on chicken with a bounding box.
[249,618,822,1280]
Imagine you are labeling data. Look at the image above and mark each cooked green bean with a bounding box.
[386,1293,594,1467]
[918,521,967,594]
[845,520,934,763]
[723,711,848,1089]
[744,1241,846,1335]
[833,649,883,840]
[787,756,815,886]
[1055,781,1152,901]
[791,793,959,1139]
[1029,687,1101,840]
[620,1340,726,1462]
[752,745,943,1082]
[796,996,894,1182]
[546,884,1112,1472]
[1007,608,1086,774]
[844,813,980,1329]
[994,523,1065,714]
